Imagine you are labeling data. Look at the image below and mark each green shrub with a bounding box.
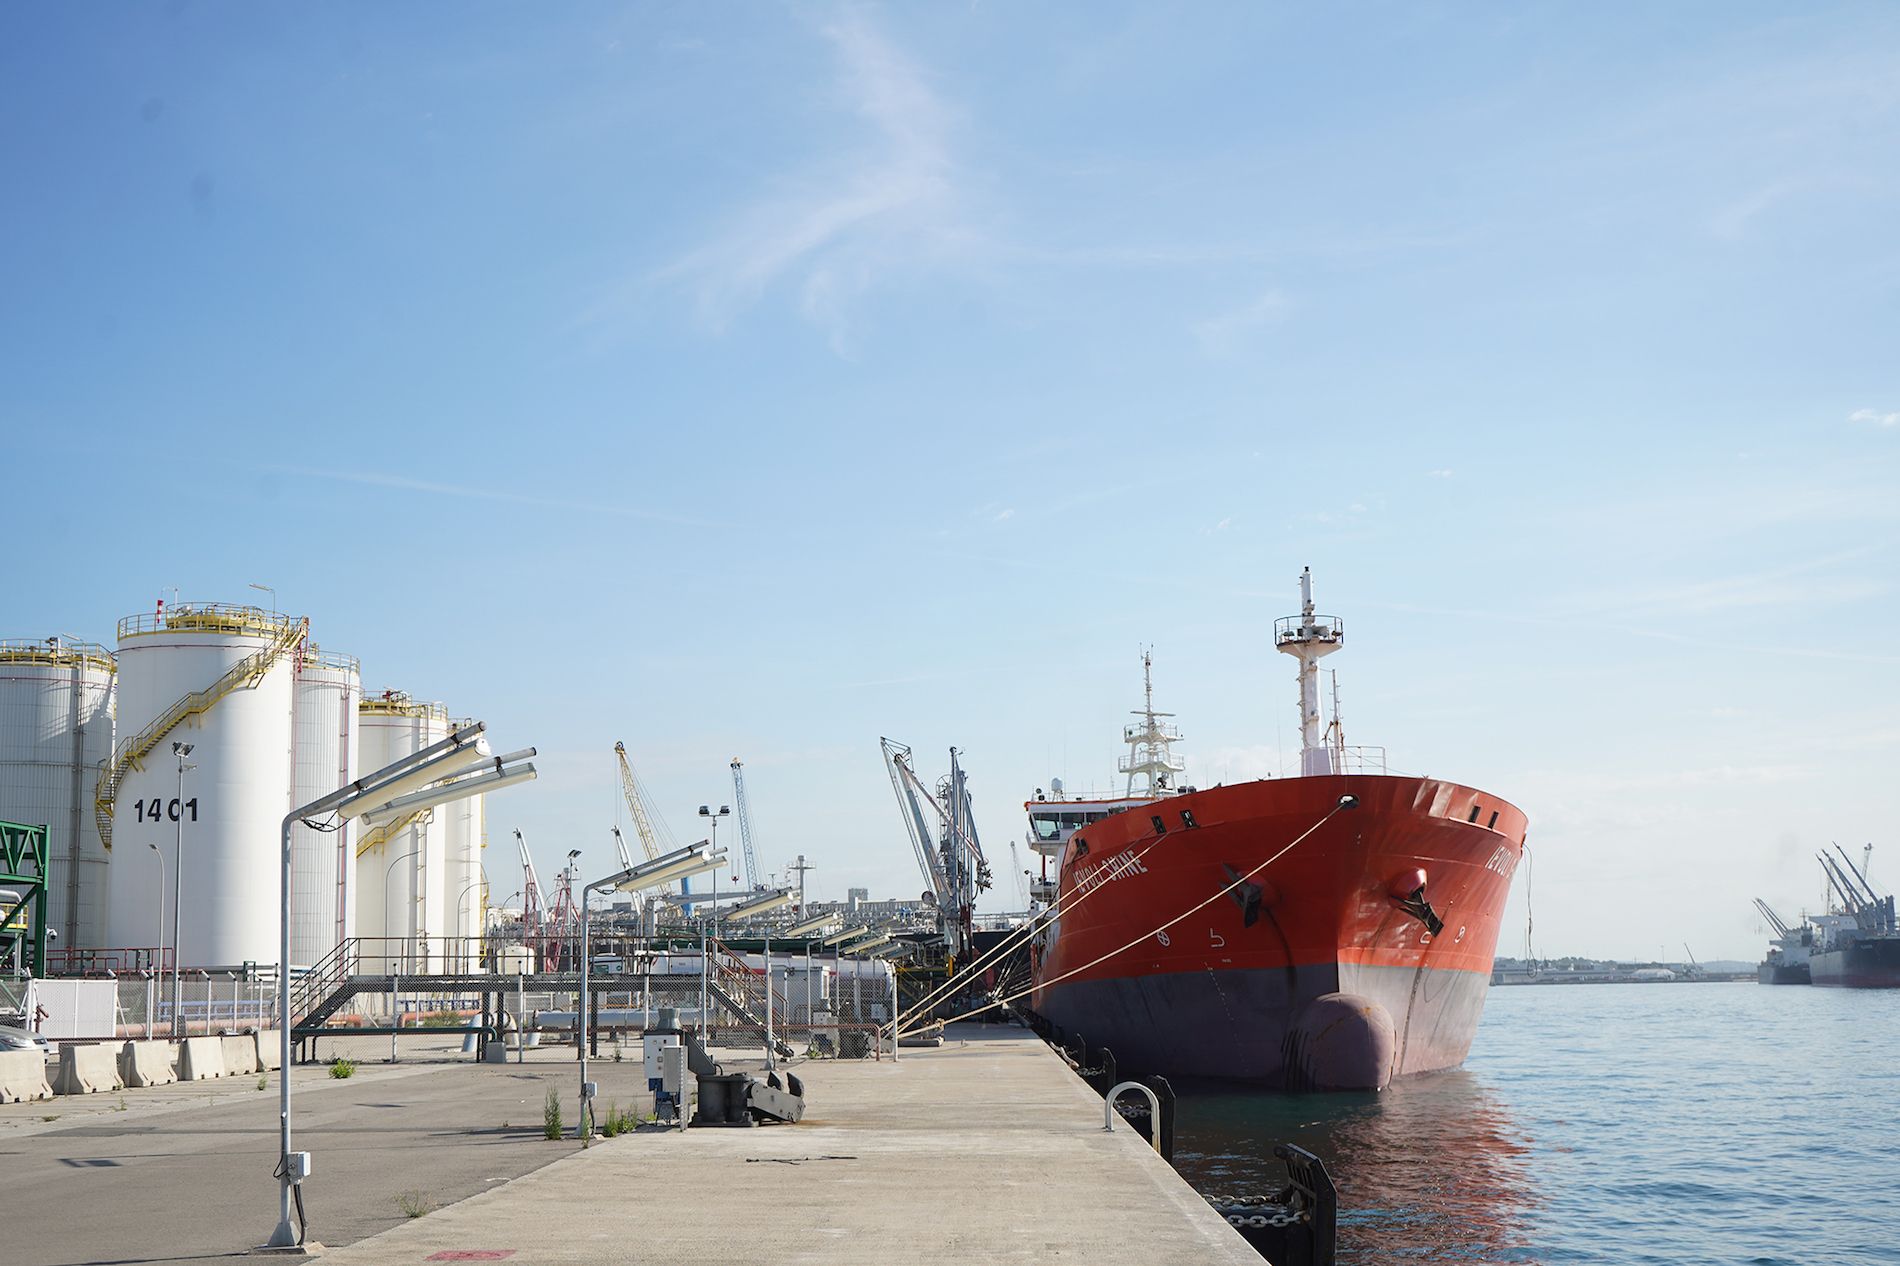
[543,1086,563,1139]
[329,1057,356,1079]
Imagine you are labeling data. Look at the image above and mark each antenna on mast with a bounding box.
[1275,566,1344,777]
[1119,647,1184,797]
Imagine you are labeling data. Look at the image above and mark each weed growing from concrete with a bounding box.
[112,1096,127,1112]
[329,1057,357,1080]
[598,1102,639,1137]
[41,1114,57,1122]
[395,1190,436,1219]
[257,1074,269,1090]
[543,1086,563,1139]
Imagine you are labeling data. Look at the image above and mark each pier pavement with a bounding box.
[317,1024,1257,1265]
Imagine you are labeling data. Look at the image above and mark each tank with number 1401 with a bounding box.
[1024,569,1529,1091]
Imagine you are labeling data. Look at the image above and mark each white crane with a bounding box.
[730,758,765,892]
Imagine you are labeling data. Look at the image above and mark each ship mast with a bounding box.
[1120,648,1184,797]
[1275,566,1344,777]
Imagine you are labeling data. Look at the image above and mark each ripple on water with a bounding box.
[1168,983,1900,1266]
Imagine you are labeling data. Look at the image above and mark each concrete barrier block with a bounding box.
[220,1035,259,1076]
[0,1049,54,1102]
[178,1036,225,1080]
[120,1040,179,1087]
[254,1031,282,1072]
[52,1043,123,1095]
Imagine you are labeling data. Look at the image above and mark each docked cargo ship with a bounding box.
[1025,569,1527,1091]
[1809,847,1900,988]
[1751,899,1812,985]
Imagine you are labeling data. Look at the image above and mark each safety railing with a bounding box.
[94,611,307,852]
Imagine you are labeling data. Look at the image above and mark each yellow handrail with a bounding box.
[94,615,307,852]
[353,809,430,859]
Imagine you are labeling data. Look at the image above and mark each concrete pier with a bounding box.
[319,1025,1257,1264]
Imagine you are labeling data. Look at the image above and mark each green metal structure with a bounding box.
[1,819,51,978]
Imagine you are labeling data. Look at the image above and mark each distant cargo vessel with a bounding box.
[1751,899,1812,985]
[1809,847,1900,989]
[1024,569,1527,1091]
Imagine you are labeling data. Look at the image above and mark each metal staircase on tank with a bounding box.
[94,610,307,852]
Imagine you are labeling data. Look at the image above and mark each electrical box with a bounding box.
[643,1031,680,1086]
[287,1151,312,1181]
[581,1081,598,1101]
[660,1044,686,1096]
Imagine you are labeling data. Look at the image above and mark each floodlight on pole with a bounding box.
[354,762,538,829]
[614,844,727,893]
[719,888,797,921]
[840,931,896,955]
[267,720,535,1251]
[784,913,839,938]
[820,924,874,946]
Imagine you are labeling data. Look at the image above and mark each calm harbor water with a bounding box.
[1170,982,1900,1265]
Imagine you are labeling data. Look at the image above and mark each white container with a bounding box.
[440,727,484,970]
[290,648,360,968]
[106,604,300,967]
[353,691,448,971]
[0,639,116,949]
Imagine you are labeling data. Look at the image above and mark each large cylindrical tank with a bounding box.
[441,723,485,971]
[353,691,448,971]
[0,638,116,950]
[290,648,360,969]
[106,604,302,968]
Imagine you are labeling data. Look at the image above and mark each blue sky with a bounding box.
[4,2,1897,960]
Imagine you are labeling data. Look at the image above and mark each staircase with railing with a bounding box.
[95,609,307,852]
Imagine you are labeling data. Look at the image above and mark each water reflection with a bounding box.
[1171,1070,1539,1264]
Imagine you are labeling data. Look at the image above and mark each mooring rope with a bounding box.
[898,795,1354,1037]
[893,828,1178,1033]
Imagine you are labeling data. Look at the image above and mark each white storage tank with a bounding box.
[440,725,485,972]
[290,647,360,969]
[0,638,116,950]
[354,691,449,972]
[104,603,304,968]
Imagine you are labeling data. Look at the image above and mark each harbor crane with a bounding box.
[1753,899,1795,940]
[730,757,765,892]
[614,741,677,893]
[880,737,993,960]
[515,828,548,967]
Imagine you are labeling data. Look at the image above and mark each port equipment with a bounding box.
[729,758,764,891]
[0,820,50,977]
[614,741,680,892]
[880,739,993,960]
[268,720,537,1250]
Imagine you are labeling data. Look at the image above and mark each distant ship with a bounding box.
[1751,899,1812,985]
[1023,569,1528,1091]
[1809,846,1900,988]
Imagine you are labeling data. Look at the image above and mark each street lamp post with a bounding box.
[577,844,725,1140]
[146,839,164,1038]
[697,805,729,1039]
[170,743,193,1036]
[382,847,422,973]
[265,724,538,1250]
[455,867,488,972]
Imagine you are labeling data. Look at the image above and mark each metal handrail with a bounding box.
[0,639,116,670]
[94,614,308,852]
[117,603,299,641]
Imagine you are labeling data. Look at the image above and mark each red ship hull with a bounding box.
[1029,774,1527,1089]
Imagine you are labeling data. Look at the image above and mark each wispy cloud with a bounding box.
[1849,407,1900,427]
[257,464,718,526]
[1427,468,1455,479]
[651,11,973,350]
[1192,287,1289,356]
